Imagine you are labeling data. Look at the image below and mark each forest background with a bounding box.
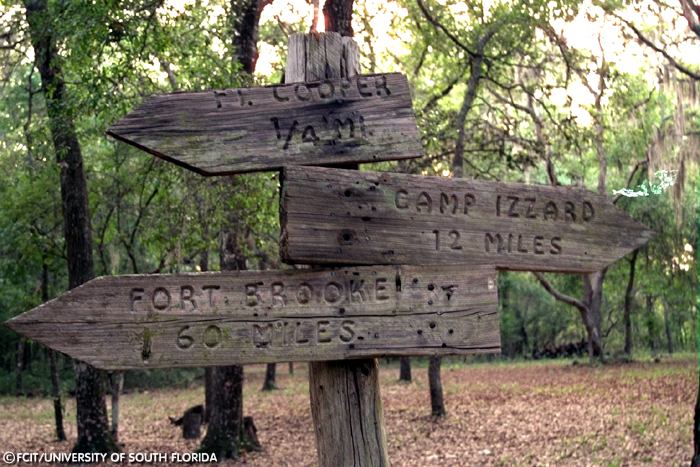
[0,0,697,457]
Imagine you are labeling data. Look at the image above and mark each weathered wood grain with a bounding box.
[106,73,421,175]
[280,166,654,272]
[285,32,388,467]
[5,265,499,370]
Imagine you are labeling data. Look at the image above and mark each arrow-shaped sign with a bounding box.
[5,265,499,370]
[280,166,654,272]
[107,73,422,175]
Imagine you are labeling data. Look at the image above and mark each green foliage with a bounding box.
[0,0,696,396]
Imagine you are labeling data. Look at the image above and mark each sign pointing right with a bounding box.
[280,166,654,272]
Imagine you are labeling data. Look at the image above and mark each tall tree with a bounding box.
[23,0,116,453]
[623,250,639,355]
[200,0,269,458]
[323,0,354,36]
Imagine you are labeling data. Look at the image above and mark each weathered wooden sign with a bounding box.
[107,73,422,175]
[280,166,654,272]
[5,265,499,370]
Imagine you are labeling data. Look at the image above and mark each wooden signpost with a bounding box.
[5,265,499,370]
[107,73,421,174]
[4,30,653,467]
[280,165,654,272]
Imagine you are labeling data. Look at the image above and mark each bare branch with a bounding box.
[415,0,477,58]
[533,272,588,314]
[612,11,700,80]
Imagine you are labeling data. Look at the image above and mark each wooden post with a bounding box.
[285,32,389,466]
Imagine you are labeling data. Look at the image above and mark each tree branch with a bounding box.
[415,0,477,58]
[533,272,588,314]
[612,12,700,80]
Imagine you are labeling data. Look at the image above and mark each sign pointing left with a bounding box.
[5,266,500,370]
[107,73,422,175]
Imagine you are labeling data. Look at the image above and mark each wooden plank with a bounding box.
[5,265,499,370]
[280,166,655,272]
[106,73,422,175]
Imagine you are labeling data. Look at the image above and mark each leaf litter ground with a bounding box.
[0,355,694,466]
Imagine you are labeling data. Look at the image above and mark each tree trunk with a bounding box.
[230,0,265,75]
[583,271,605,359]
[288,362,294,375]
[663,299,673,354]
[199,365,243,458]
[262,363,276,391]
[24,0,116,453]
[428,356,446,417]
[646,294,656,355]
[323,0,354,36]
[48,350,66,441]
[204,368,214,423]
[109,373,124,441]
[199,228,247,458]
[623,250,639,355]
[42,260,65,440]
[399,357,412,382]
[15,337,25,396]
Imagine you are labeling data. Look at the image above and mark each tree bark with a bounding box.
[199,365,244,458]
[663,299,673,354]
[428,356,446,417]
[623,250,639,355]
[323,0,354,36]
[204,368,214,423]
[262,363,276,391]
[230,0,268,75]
[646,294,656,355]
[199,228,247,458]
[42,259,66,440]
[24,0,116,453]
[48,350,66,440]
[583,271,605,359]
[399,357,412,382]
[15,338,24,396]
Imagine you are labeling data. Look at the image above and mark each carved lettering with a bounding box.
[375,277,390,301]
[507,196,520,217]
[180,285,197,311]
[544,201,558,221]
[525,198,537,219]
[339,320,356,343]
[130,288,144,312]
[203,285,219,307]
[316,320,332,343]
[177,326,194,350]
[297,283,313,304]
[253,323,273,348]
[203,325,222,348]
[416,192,432,213]
[464,193,475,215]
[271,282,286,308]
[324,282,344,304]
[246,283,262,307]
[395,189,409,209]
[440,193,458,214]
[152,287,171,311]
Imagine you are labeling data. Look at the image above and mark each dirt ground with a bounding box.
[0,356,695,466]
